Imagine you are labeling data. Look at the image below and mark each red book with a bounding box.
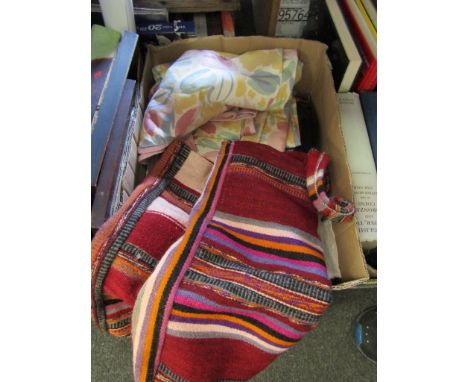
[340,0,376,91]
[220,11,235,37]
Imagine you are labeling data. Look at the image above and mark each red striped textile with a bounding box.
[132,141,352,382]
[91,140,212,336]
[306,149,355,223]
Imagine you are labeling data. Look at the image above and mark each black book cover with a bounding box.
[304,1,352,92]
[359,91,377,167]
[206,12,223,35]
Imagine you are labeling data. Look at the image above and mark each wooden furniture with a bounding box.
[251,0,281,36]
[92,0,240,13]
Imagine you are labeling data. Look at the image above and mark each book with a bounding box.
[92,2,169,24]
[220,11,235,36]
[134,6,169,19]
[361,0,377,29]
[340,0,376,91]
[91,31,139,190]
[347,0,376,55]
[136,20,196,36]
[194,13,208,36]
[137,13,211,44]
[134,6,169,34]
[337,92,377,250]
[98,0,136,33]
[318,0,362,92]
[92,79,137,234]
[359,91,377,167]
[355,0,376,38]
[206,12,223,35]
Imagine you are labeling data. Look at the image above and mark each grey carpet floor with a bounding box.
[92,287,376,382]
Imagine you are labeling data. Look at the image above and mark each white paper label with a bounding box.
[275,0,310,37]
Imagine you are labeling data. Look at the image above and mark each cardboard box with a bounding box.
[130,36,371,289]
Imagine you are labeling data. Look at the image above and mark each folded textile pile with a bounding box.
[138,48,303,161]
[131,140,353,382]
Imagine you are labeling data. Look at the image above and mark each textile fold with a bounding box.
[91,140,212,336]
[139,49,303,161]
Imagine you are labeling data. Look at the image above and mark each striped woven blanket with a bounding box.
[131,141,353,382]
[92,141,212,336]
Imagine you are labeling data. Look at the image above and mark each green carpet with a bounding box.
[92,288,377,382]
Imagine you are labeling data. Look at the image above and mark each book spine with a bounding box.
[355,0,376,38]
[339,0,376,90]
[361,0,377,29]
[91,31,139,189]
[356,60,376,91]
[220,11,235,36]
[92,79,136,232]
[194,13,208,36]
[99,0,136,33]
[324,0,362,92]
[337,93,377,248]
[345,0,376,56]
[206,12,223,35]
[341,0,375,60]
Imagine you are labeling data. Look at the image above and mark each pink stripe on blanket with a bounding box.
[204,227,327,274]
[174,293,304,340]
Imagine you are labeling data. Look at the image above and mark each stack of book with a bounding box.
[135,11,237,44]
[91,1,238,44]
[312,0,377,92]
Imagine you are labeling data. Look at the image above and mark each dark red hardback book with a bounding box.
[340,0,376,91]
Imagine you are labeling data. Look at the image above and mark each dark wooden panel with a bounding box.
[251,0,280,36]
[92,0,240,13]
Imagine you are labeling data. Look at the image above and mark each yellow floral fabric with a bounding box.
[139,49,303,161]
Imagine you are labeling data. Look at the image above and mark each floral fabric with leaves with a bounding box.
[139,49,302,161]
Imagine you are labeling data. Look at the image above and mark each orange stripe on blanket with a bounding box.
[112,256,152,280]
[137,142,230,382]
[190,260,329,313]
[171,309,296,347]
[209,222,324,261]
